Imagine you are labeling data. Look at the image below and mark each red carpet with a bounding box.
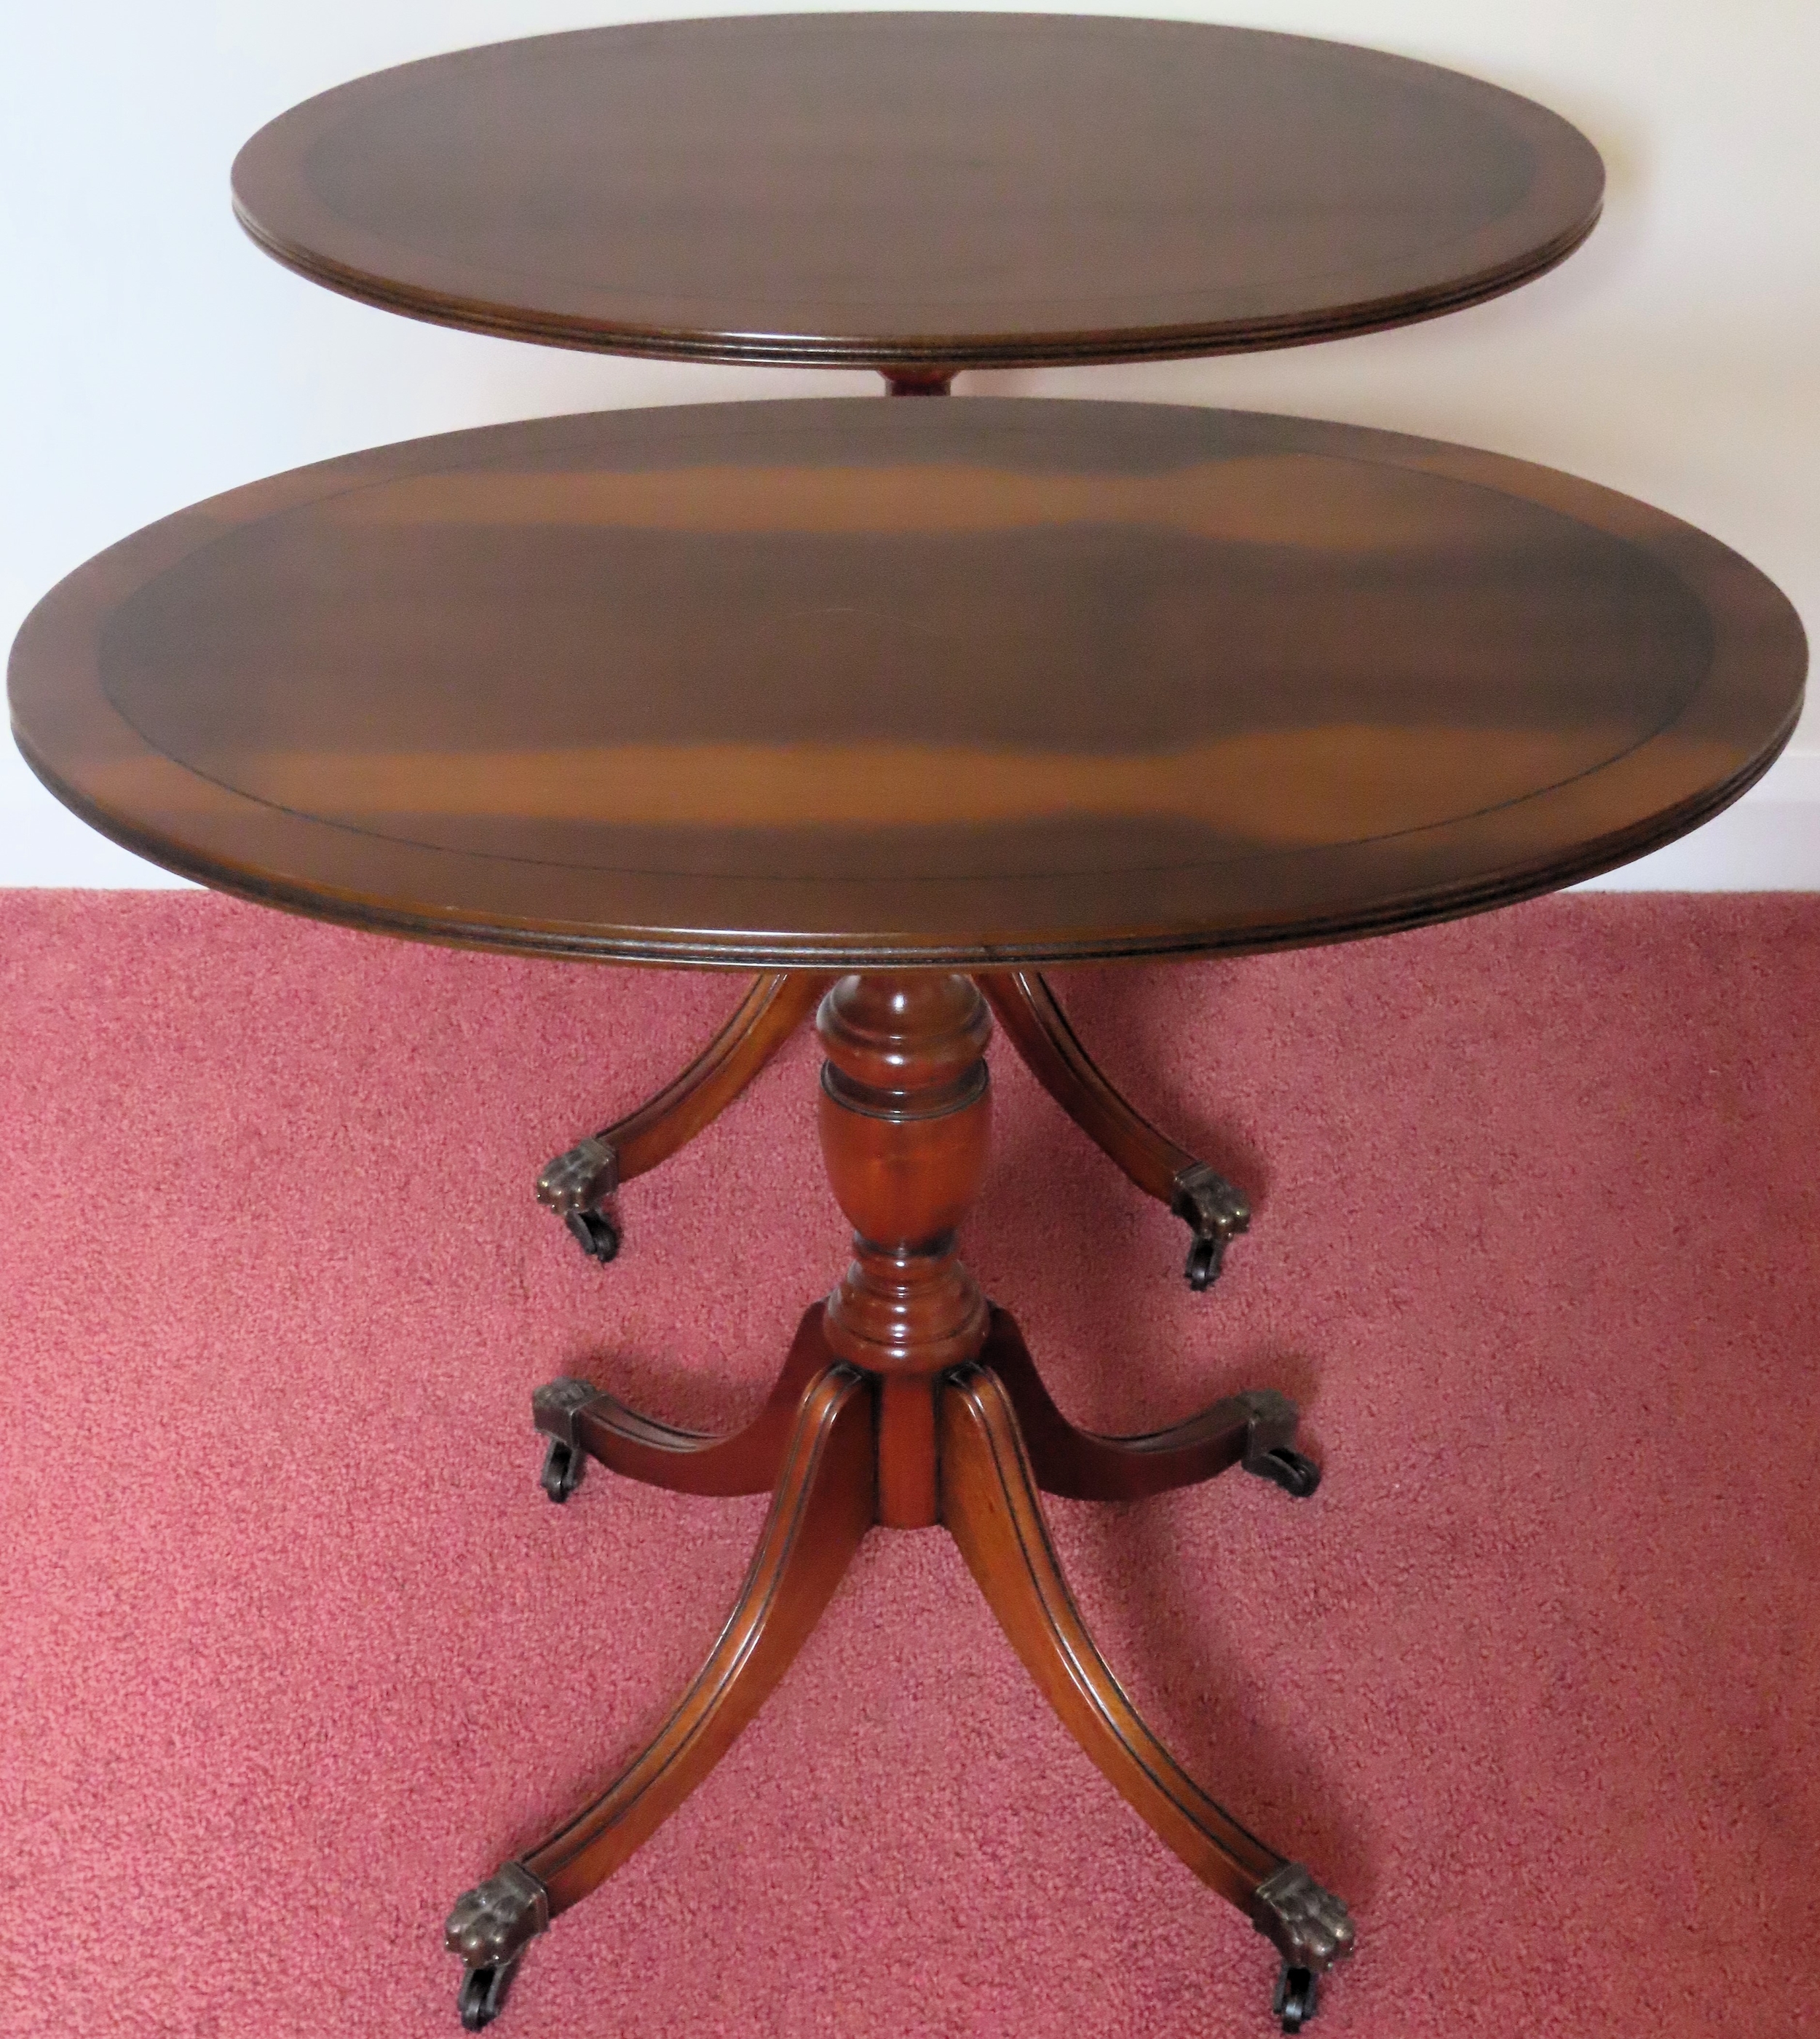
[4,890,1816,2039]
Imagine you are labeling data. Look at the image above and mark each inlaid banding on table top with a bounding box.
[10,399,1803,964]
[229,12,1604,367]
[314,457,1581,551]
[82,728,1736,844]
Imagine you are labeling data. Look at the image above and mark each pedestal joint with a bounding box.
[817,973,994,1379]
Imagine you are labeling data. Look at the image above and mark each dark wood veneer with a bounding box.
[229,13,1604,371]
[9,400,1803,973]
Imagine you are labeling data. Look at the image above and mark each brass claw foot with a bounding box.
[446,1862,550,2030]
[1172,1160,1252,1290]
[534,973,831,1267]
[531,1379,604,1502]
[1237,1390,1321,1499]
[536,1137,620,1262]
[1253,1863,1356,2031]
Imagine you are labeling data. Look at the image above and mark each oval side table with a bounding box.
[11,396,1805,2034]
[229,11,1606,381]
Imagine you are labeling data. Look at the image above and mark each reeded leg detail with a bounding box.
[516,1365,873,1917]
[531,1306,836,1500]
[981,1310,1320,1504]
[537,971,831,1264]
[938,1361,1353,2018]
[977,971,1251,1288]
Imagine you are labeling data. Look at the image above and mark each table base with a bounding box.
[535,969,1251,1296]
[449,974,1355,2032]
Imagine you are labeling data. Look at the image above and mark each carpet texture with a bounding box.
[3,890,1816,2039]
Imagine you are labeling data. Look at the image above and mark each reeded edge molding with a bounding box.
[230,198,1600,371]
[12,705,1798,973]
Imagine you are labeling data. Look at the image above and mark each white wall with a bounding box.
[4,1,1816,887]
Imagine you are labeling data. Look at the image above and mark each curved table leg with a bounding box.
[938,1363,1353,2017]
[537,970,834,1264]
[532,1305,838,1500]
[980,1310,1321,1505]
[976,969,1251,1290]
[446,1362,875,2027]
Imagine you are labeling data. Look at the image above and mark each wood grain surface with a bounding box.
[9,398,1803,967]
[230,12,1605,368]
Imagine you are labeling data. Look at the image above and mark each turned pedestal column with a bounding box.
[445,970,1350,2035]
[818,972,993,1527]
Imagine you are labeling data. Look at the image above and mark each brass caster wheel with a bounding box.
[458,1955,522,2031]
[539,1436,586,1504]
[1273,1962,1318,2032]
[562,1206,620,1263]
[1246,1445,1321,1500]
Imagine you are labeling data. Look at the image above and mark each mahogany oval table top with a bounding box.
[230,12,1605,369]
[10,398,1803,968]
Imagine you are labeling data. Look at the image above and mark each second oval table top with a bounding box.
[230,11,1605,368]
[9,398,1804,968]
